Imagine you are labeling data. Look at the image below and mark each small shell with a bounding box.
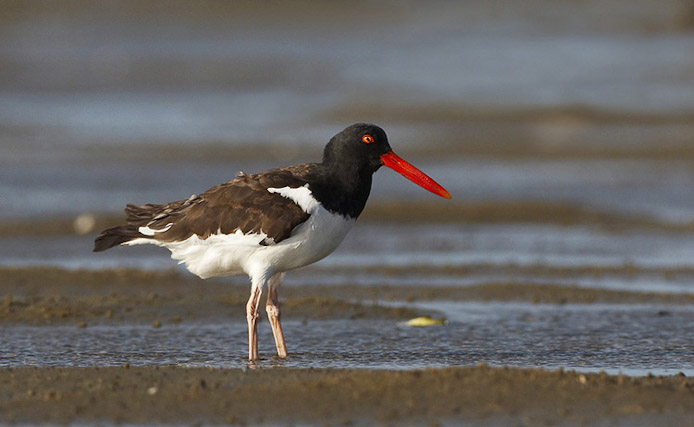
[404,316,447,327]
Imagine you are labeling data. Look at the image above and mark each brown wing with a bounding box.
[94,165,314,251]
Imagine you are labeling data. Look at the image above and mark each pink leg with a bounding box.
[246,282,263,361]
[266,273,287,358]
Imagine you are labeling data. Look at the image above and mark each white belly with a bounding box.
[127,204,355,280]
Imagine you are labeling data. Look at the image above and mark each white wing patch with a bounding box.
[267,184,318,214]
[138,223,173,236]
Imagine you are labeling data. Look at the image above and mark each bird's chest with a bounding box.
[269,206,355,271]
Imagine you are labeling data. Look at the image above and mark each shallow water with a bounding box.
[2,302,692,376]
[2,3,694,223]
[2,2,694,377]
[5,158,694,223]
[3,224,694,295]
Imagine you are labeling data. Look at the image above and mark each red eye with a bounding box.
[362,134,374,144]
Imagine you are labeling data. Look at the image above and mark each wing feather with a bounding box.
[93,165,315,251]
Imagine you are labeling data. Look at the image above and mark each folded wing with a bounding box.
[93,166,314,252]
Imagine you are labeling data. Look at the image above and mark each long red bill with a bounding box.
[380,151,452,199]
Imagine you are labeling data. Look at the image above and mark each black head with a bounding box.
[311,122,450,218]
[322,123,391,173]
[314,123,450,218]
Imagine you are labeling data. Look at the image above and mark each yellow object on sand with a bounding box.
[405,316,447,327]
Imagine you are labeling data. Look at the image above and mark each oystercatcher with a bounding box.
[94,123,451,360]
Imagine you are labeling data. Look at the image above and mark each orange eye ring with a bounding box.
[362,134,374,144]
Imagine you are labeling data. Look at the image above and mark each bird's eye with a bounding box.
[362,134,374,144]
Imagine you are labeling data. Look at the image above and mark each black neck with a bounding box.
[307,161,374,219]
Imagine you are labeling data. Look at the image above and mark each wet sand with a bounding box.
[0,365,692,425]
[0,267,422,326]
[2,266,693,424]
[3,266,693,326]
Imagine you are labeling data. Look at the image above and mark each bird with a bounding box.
[94,123,451,360]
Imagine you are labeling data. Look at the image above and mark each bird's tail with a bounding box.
[93,203,163,252]
[93,225,142,252]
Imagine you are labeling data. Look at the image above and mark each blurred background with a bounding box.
[1,0,694,268]
[2,0,694,373]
